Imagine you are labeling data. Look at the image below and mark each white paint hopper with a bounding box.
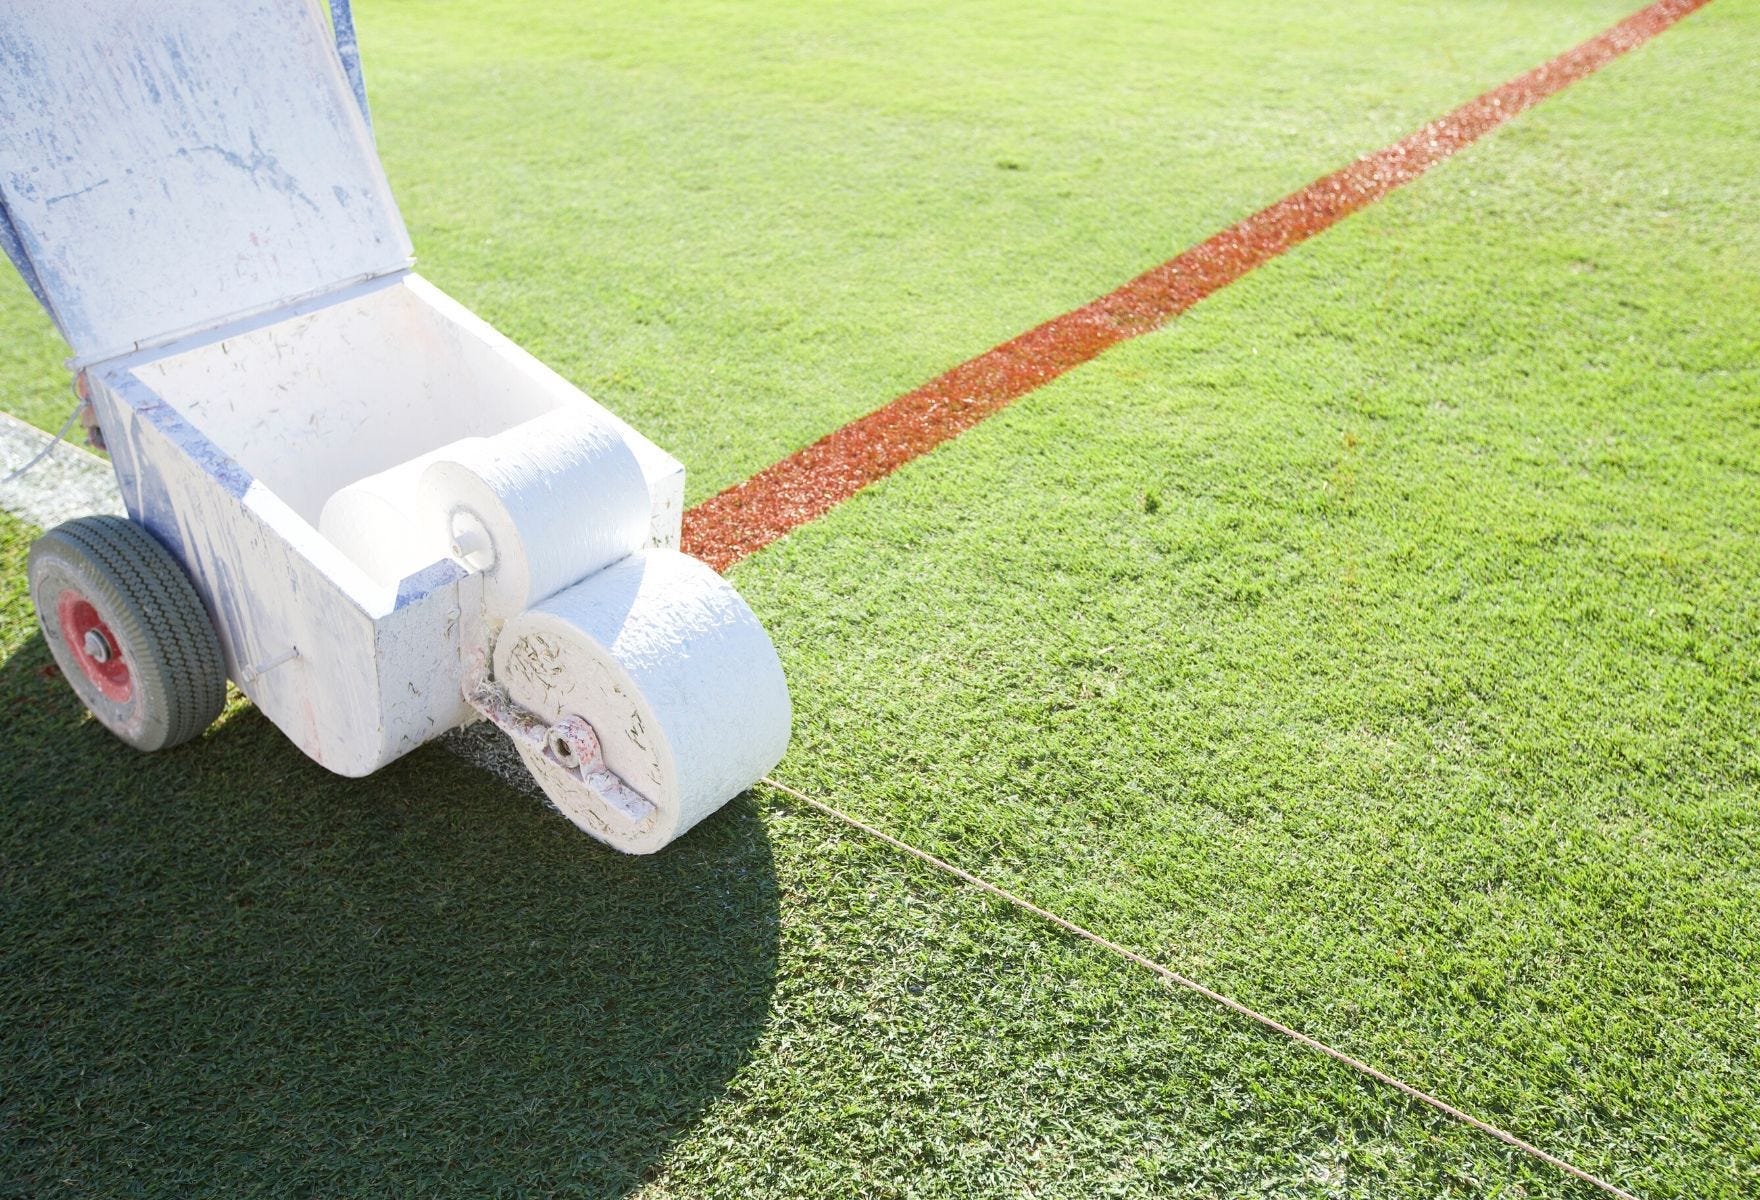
[1,0,790,854]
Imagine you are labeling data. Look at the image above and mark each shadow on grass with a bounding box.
[0,630,779,1196]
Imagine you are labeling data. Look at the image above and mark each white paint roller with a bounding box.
[318,445,478,587]
[493,550,792,854]
[419,407,652,619]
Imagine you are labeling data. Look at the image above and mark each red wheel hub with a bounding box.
[56,589,132,703]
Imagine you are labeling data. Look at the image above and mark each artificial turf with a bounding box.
[2,0,1754,1197]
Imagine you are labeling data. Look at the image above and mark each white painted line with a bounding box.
[0,410,124,528]
[439,721,545,799]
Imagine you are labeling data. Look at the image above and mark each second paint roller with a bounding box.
[419,407,654,619]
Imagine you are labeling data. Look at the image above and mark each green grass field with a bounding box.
[3,1,1756,1197]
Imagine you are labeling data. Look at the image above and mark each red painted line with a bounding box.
[683,0,1709,572]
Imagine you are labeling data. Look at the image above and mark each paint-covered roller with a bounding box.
[419,407,652,619]
[318,444,482,587]
[491,550,791,853]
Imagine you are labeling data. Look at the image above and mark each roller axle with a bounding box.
[463,673,657,834]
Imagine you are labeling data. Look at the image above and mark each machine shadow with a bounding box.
[0,630,780,1196]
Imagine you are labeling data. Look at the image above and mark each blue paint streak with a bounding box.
[118,376,255,502]
[396,559,467,610]
[0,195,53,314]
[328,0,373,130]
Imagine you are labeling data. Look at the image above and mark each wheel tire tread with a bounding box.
[29,516,226,750]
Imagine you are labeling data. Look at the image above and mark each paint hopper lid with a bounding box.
[0,0,413,363]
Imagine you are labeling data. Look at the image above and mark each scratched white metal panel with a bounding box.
[88,365,477,776]
[0,0,411,364]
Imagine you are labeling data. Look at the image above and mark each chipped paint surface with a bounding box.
[0,0,411,362]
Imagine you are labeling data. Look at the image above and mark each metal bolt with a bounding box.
[82,629,111,663]
[545,726,581,770]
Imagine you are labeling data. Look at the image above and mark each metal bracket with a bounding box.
[463,673,657,830]
[239,645,300,684]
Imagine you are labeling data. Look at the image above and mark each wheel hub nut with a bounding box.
[82,628,111,663]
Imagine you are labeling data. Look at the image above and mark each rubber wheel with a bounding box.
[28,515,227,751]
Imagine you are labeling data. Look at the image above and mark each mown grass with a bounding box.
[736,3,1760,1196]
[3,508,1616,1198]
[2,0,1753,1196]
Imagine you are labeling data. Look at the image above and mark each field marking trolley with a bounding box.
[0,0,791,853]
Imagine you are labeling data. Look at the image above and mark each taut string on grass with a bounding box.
[760,776,1645,1200]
